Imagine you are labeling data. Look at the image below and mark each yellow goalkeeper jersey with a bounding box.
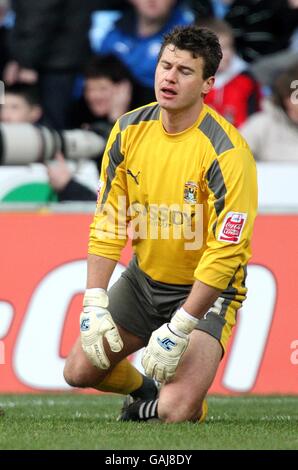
[89,102,257,296]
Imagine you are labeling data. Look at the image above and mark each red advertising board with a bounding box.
[0,212,297,394]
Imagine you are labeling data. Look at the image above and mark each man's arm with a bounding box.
[80,117,129,370]
[80,254,122,369]
[86,254,117,289]
[181,280,221,320]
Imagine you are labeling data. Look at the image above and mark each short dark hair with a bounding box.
[5,83,41,107]
[84,54,132,83]
[158,25,223,79]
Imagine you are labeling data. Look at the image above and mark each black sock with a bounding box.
[130,375,158,400]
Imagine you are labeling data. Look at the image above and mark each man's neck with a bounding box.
[161,102,204,134]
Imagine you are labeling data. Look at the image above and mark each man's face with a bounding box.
[217,33,234,73]
[129,0,176,20]
[1,94,41,123]
[84,77,115,117]
[155,45,214,113]
[285,96,298,124]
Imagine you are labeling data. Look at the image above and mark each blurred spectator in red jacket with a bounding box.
[203,19,261,127]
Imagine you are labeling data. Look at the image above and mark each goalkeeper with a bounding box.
[64,25,257,423]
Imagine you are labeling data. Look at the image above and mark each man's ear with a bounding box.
[202,76,215,95]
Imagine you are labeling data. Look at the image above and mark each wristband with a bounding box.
[171,307,199,335]
[83,288,109,308]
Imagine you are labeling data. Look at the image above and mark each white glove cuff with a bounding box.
[171,307,199,335]
[83,288,109,308]
[167,323,187,339]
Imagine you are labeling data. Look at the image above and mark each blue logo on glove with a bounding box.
[157,337,176,351]
[80,318,90,331]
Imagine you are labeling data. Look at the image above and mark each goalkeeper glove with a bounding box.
[142,307,199,383]
[80,288,123,369]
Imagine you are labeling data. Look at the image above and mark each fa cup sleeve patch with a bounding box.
[218,212,247,243]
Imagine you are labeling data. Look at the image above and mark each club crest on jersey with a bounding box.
[218,212,247,243]
[184,181,198,204]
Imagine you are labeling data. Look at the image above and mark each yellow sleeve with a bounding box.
[195,147,258,290]
[88,120,129,261]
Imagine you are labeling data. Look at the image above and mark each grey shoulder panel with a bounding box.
[199,113,234,155]
[206,159,227,235]
[119,104,160,131]
[101,132,124,204]
[101,104,159,204]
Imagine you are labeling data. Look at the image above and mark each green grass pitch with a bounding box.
[0,394,298,450]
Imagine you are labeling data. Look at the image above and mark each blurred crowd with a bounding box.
[0,0,298,201]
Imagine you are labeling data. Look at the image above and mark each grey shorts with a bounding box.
[108,257,239,352]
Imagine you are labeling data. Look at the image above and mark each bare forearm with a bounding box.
[86,254,117,289]
[182,280,221,319]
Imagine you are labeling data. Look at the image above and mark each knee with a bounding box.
[63,361,96,388]
[63,364,87,388]
[158,393,202,423]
